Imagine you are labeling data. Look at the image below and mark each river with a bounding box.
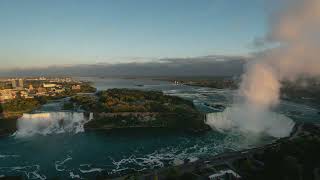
[0,77,319,179]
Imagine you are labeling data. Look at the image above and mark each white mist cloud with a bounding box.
[240,0,320,135]
[265,0,320,79]
[208,0,320,137]
[245,0,320,105]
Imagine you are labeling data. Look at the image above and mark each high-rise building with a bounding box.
[11,79,17,89]
[18,79,24,89]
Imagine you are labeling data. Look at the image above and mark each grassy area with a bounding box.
[1,98,42,115]
[71,89,195,113]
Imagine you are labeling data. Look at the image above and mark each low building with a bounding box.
[43,83,56,88]
[28,84,34,93]
[39,77,47,81]
[36,87,47,96]
[65,78,72,82]
[0,89,16,101]
[20,90,34,99]
[72,85,81,90]
[51,88,65,93]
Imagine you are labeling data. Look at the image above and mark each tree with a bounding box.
[0,104,3,114]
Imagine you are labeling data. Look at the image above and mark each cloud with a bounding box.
[0,55,246,77]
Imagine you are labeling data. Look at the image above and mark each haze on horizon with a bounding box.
[0,0,279,70]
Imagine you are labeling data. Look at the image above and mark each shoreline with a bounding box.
[84,123,211,134]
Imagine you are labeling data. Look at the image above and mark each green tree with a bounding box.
[0,104,3,114]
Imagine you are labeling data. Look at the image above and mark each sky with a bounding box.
[0,0,271,68]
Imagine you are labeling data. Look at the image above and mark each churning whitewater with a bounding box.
[14,112,93,137]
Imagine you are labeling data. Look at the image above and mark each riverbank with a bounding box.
[0,97,47,137]
[0,117,18,137]
[84,112,210,134]
[154,77,239,89]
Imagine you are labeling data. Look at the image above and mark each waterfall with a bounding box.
[205,108,235,132]
[205,107,295,138]
[14,112,93,137]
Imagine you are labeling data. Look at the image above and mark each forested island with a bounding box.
[69,89,209,132]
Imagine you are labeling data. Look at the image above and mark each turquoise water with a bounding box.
[0,129,246,179]
[0,77,319,179]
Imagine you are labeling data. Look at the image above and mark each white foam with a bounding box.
[109,146,210,174]
[79,167,103,173]
[173,158,184,166]
[55,156,72,172]
[0,165,46,180]
[69,171,81,179]
[0,154,20,158]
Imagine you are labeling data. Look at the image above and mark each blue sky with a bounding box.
[0,0,271,68]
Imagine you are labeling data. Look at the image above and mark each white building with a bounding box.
[18,79,24,88]
[11,79,17,89]
[43,83,57,88]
